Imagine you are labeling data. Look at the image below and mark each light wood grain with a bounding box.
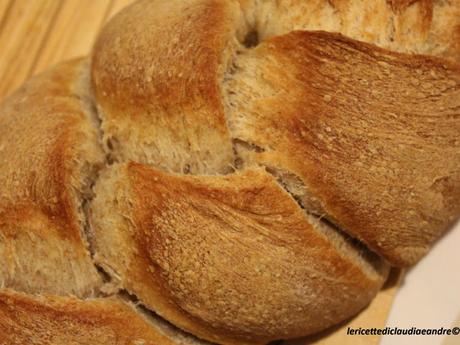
[0,0,12,28]
[32,0,111,74]
[0,0,61,99]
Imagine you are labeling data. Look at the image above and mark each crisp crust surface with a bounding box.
[91,162,388,344]
[226,30,460,265]
[0,0,459,343]
[0,289,179,345]
[0,58,104,296]
[253,0,460,61]
[91,0,245,174]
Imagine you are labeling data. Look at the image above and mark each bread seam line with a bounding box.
[218,16,388,275]
[230,138,387,280]
[40,4,387,339]
[75,54,385,344]
[72,62,220,344]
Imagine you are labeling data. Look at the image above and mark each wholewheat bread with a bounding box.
[0,59,104,297]
[90,163,388,344]
[0,0,459,344]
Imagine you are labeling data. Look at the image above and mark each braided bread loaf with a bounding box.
[1,0,459,344]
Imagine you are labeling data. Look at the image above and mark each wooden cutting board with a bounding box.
[0,1,400,344]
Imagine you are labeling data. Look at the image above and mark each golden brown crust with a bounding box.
[387,0,420,11]
[91,162,388,344]
[91,0,248,174]
[0,289,179,345]
[1,0,459,342]
[225,30,460,266]
[0,59,104,296]
[89,0,460,268]
[255,0,460,61]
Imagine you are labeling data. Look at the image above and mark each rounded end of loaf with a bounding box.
[90,162,389,344]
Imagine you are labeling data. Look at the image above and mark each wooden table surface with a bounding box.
[0,1,400,344]
[0,0,136,99]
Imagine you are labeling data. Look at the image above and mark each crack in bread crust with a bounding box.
[88,0,458,343]
[0,288,208,345]
[0,58,222,345]
[90,163,389,344]
[222,29,460,265]
[231,138,387,278]
[0,59,105,298]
